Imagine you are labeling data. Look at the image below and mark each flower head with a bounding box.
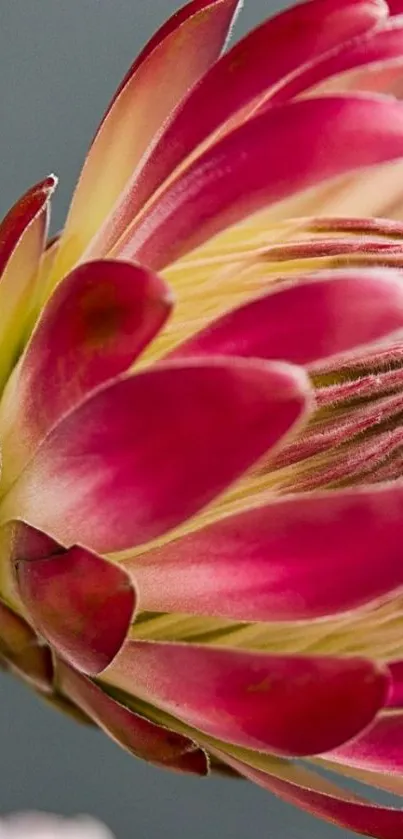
[4,0,403,835]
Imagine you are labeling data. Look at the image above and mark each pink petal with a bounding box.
[13,522,136,676]
[93,0,384,254]
[34,234,61,307]
[216,752,403,839]
[270,19,403,103]
[386,661,403,707]
[0,599,52,693]
[0,176,56,383]
[325,713,403,775]
[52,0,240,282]
[8,518,59,564]
[112,95,403,270]
[105,0,240,110]
[0,260,171,487]
[388,1,403,14]
[0,176,55,276]
[170,269,403,366]
[107,641,388,756]
[129,482,403,622]
[57,659,208,775]
[2,359,310,553]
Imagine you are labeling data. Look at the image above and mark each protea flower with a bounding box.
[6,0,403,835]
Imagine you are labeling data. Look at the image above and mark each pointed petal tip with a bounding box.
[0,175,56,281]
[44,173,58,192]
[57,660,208,774]
[54,0,242,279]
[158,745,210,776]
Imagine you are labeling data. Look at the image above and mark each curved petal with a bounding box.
[387,1,403,14]
[0,599,52,693]
[325,712,403,775]
[35,234,60,307]
[169,269,403,365]
[271,19,403,103]
[0,176,56,384]
[104,0,239,113]
[56,659,208,774]
[51,0,240,284]
[1,359,311,553]
[112,95,403,270]
[105,640,389,756]
[128,482,403,622]
[0,260,172,488]
[13,521,136,676]
[91,0,385,254]
[214,751,403,839]
[0,176,55,276]
[318,760,403,799]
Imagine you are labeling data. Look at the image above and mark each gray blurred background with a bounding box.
[0,2,395,837]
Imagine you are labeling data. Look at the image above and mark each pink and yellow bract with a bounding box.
[4,0,403,835]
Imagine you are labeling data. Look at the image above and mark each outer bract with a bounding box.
[5,0,403,836]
